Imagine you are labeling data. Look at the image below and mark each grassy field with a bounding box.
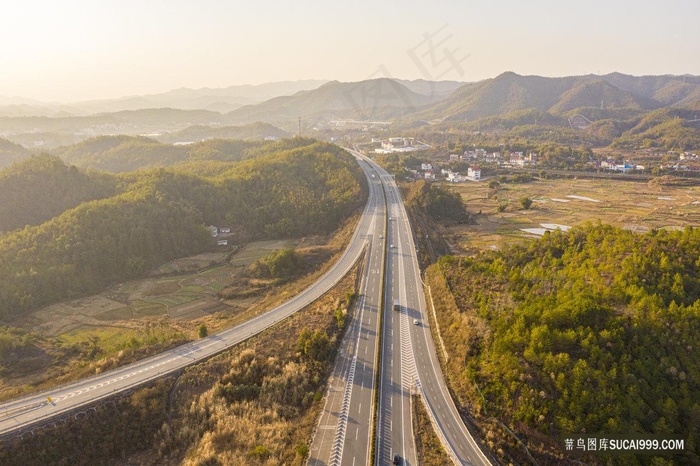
[443,176,700,253]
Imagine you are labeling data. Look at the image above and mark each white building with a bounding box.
[446,171,466,182]
[421,162,433,171]
[510,152,525,166]
[484,152,501,163]
[468,167,481,180]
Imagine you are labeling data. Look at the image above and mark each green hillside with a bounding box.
[53,135,269,172]
[0,155,117,232]
[155,122,289,144]
[429,224,700,465]
[612,108,700,150]
[0,139,367,318]
[601,72,700,106]
[549,79,653,114]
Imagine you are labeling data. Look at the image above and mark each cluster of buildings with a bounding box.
[666,152,700,171]
[412,162,481,182]
[660,163,700,172]
[443,167,481,182]
[599,160,645,173]
[508,152,538,167]
[208,225,231,246]
[458,149,538,167]
[373,137,428,153]
[461,148,502,163]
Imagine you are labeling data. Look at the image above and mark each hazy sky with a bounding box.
[1,0,699,102]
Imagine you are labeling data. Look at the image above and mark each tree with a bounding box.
[197,323,208,338]
[520,196,533,210]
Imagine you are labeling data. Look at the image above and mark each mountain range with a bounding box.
[412,72,700,123]
[0,80,329,117]
[0,72,698,156]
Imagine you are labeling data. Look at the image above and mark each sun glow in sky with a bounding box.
[1,0,698,102]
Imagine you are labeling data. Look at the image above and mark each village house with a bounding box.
[467,166,481,180]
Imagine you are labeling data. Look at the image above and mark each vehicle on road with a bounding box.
[393,299,400,311]
[413,319,419,325]
[393,453,401,464]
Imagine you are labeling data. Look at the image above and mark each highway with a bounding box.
[370,158,492,466]
[0,154,381,439]
[375,166,418,466]
[1,148,494,466]
[308,157,386,466]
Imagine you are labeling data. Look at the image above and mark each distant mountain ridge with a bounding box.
[225,78,451,129]
[414,72,700,122]
[0,80,330,117]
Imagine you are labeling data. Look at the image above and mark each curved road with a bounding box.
[0,154,381,438]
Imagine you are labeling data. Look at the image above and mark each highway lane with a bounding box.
[308,156,386,466]
[369,158,492,466]
[0,154,381,439]
[335,160,384,466]
[376,176,418,466]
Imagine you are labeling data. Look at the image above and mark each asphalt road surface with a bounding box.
[308,156,386,466]
[370,159,492,466]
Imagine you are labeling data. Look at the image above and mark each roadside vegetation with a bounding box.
[401,179,471,267]
[427,224,700,465]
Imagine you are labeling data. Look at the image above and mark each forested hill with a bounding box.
[428,224,700,465]
[0,138,30,169]
[0,139,367,318]
[52,135,267,173]
[0,154,117,232]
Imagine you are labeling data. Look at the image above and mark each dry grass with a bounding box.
[412,393,452,466]
[135,259,361,465]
